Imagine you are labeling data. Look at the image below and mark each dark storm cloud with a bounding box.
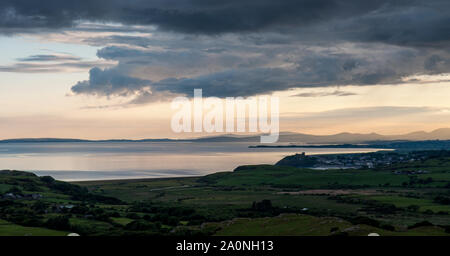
[149,63,395,98]
[1,1,449,47]
[331,3,450,47]
[145,48,444,97]
[152,68,293,97]
[83,35,154,48]
[69,43,450,100]
[71,67,151,96]
[95,45,243,68]
[0,0,376,32]
[3,0,450,102]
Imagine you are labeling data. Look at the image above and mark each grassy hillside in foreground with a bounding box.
[199,162,450,189]
[0,219,67,236]
[74,152,450,235]
[206,214,448,236]
[1,150,450,236]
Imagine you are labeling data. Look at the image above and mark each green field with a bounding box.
[0,219,67,236]
[356,195,450,212]
[207,214,448,236]
[1,151,450,236]
[198,163,449,189]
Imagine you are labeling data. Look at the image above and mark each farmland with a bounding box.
[1,150,450,236]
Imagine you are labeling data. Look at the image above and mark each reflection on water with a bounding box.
[0,142,384,181]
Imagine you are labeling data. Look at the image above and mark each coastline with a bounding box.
[23,148,387,182]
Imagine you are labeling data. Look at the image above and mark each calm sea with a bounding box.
[0,142,383,181]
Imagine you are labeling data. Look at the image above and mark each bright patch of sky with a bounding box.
[0,35,99,64]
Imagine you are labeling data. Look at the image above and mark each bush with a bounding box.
[110,211,121,218]
[331,231,349,236]
[6,186,22,194]
[126,212,140,219]
[252,200,273,211]
[125,220,160,231]
[31,201,49,213]
[330,227,339,233]
[380,224,395,231]
[350,216,380,227]
[23,182,42,192]
[408,221,434,230]
[21,218,43,227]
[45,215,71,230]
[406,205,420,212]
[40,176,55,183]
[434,195,450,205]
[70,205,89,214]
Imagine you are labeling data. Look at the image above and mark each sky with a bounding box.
[1,0,450,139]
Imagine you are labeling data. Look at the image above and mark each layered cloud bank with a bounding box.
[1,0,449,45]
[1,1,450,104]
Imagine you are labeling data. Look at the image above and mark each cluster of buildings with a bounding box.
[1,192,42,200]
[392,170,429,175]
[308,151,429,169]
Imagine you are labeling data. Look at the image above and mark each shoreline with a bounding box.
[27,149,391,182]
[70,175,202,185]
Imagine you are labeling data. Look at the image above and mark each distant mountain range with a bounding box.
[274,128,450,144]
[0,138,174,143]
[2,128,450,144]
[185,128,450,144]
